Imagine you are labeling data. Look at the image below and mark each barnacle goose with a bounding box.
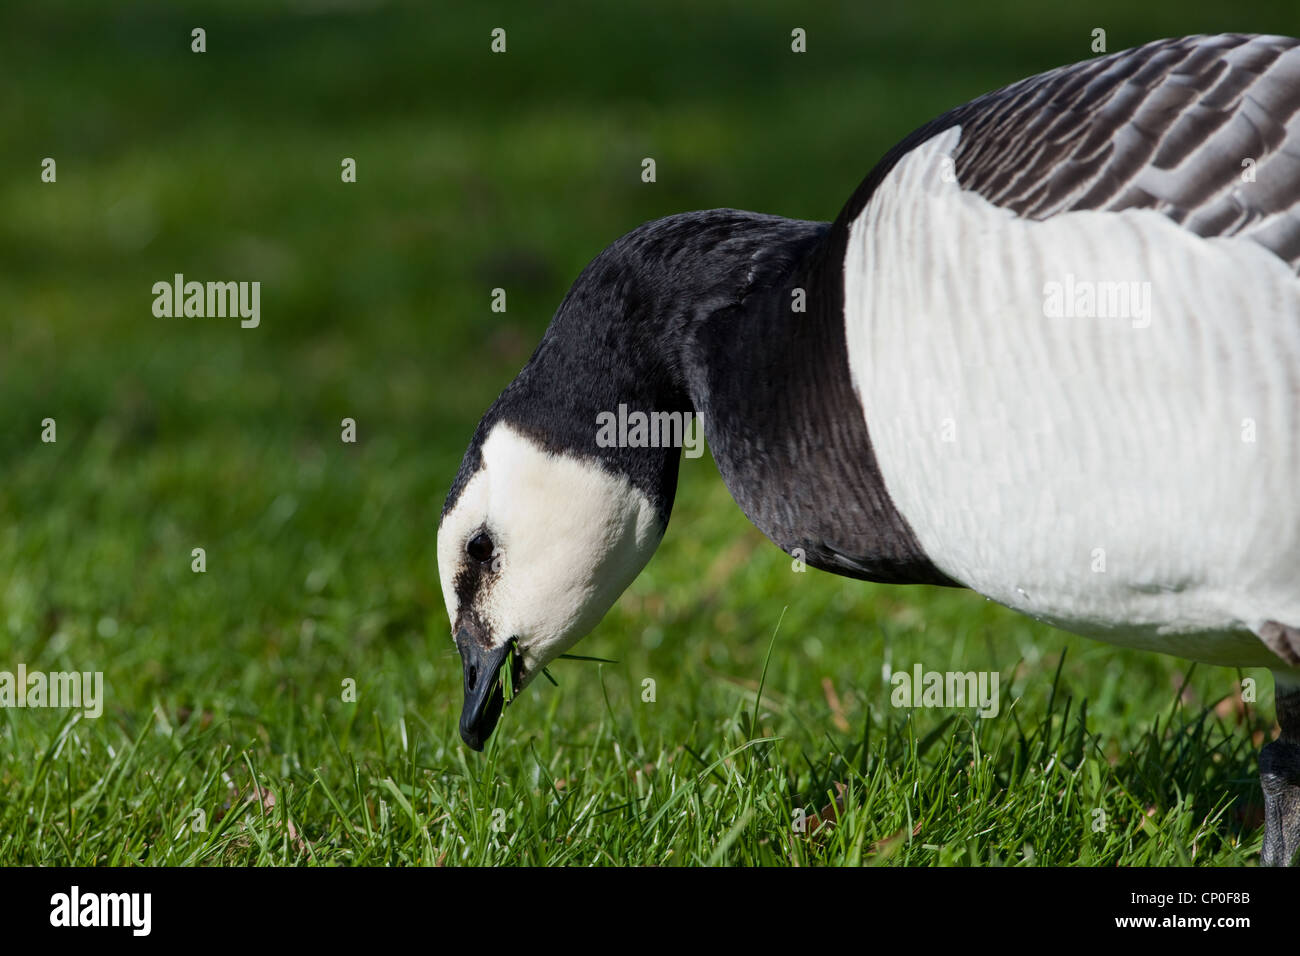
[438,34,1300,864]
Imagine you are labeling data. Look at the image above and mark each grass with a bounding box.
[0,0,1296,865]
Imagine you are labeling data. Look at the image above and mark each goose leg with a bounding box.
[1261,680,1300,867]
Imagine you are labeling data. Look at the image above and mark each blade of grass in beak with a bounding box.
[503,640,517,704]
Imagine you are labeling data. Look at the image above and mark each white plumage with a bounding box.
[846,126,1300,680]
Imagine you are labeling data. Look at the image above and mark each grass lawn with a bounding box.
[1,0,1296,865]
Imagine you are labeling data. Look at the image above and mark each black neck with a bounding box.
[464,210,954,587]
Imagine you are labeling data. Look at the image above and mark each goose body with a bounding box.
[852,126,1300,670]
[834,35,1300,674]
[438,33,1300,862]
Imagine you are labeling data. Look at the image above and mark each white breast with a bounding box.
[844,127,1300,672]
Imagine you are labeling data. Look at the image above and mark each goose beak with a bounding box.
[457,632,512,751]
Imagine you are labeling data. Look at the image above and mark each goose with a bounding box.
[437,33,1300,865]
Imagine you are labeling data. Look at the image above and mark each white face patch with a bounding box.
[437,422,664,686]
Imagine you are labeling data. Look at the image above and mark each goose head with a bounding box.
[437,421,667,749]
[436,210,822,749]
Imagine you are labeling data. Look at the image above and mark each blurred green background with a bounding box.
[0,0,1297,865]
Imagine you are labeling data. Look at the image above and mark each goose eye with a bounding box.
[467,532,495,563]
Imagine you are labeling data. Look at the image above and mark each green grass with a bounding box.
[0,0,1296,865]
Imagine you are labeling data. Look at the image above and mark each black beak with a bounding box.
[457,631,512,751]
